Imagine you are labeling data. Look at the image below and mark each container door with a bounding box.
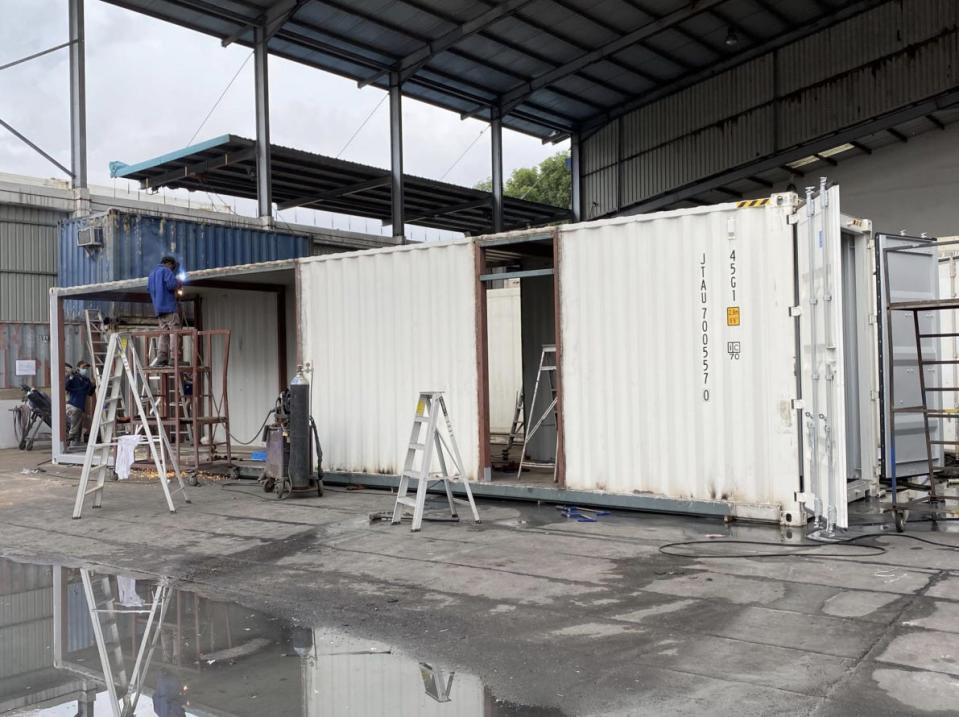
[876,234,941,480]
[796,185,849,529]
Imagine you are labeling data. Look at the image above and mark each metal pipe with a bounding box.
[0,40,74,72]
[491,108,504,233]
[569,132,581,222]
[254,24,272,219]
[68,0,87,189]
[389,71,405,242]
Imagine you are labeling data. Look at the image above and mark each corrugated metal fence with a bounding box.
[0,204,63,322]
[582,0,959,214]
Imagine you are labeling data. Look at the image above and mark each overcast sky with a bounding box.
[0,0,566,241]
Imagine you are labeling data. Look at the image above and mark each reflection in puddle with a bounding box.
[0,558,561,716]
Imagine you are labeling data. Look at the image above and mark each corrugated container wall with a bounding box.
[59,208,311,292]
[559,202,799,510]
[0,204,62,322]
[298,241,479,478]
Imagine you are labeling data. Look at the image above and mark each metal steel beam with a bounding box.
[746,175,774,188]
[389,72,405,240]
[69,0,87,189]
[927,114,946,130]
[498,0,728,115]
[360,0,534,88]
[887,127,909,143]
[570,132,582,221]
[751,0,792,27]
[222,0,311,46]
[480,267,554,281]
[0,117,73,177]
[277,175,390,210]
[254,24,272,219]
[581,0,889,133]
[615,88,959,215]
[407,198,489,224]
[0,40,75,72]
[850,140,873,154]
[491,109,504,233]
[140,148,256,189]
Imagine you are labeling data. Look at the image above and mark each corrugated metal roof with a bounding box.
[110,135,571,234]
[99,0,862,140]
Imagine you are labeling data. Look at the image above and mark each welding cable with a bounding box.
[659,532,959,559]
[229,409,275,445]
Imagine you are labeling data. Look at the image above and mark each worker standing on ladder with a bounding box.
[65,361,95,445]
[148,256,183,368]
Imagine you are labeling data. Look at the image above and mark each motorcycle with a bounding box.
[13,384,52,451]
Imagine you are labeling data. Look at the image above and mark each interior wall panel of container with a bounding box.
[559,202,799,510]
[0,204,61,322]
[298,241,479,478]
[486,287,522,433]
[201,289,282,447]
[581,0,959,215]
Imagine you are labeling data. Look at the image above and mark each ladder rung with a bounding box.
[403,470,422,479]
[409,442,426,451]
[84,485,104,496]
[396,497,417,507]
[930,440,959,445]
[919,333,959,338]
[413,416,430,424]
[924,387,959,392]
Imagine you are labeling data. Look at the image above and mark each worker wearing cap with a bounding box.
[148,256,183,368]
[65,361,95,445]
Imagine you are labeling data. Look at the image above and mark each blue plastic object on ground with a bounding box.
[250,451,267,462]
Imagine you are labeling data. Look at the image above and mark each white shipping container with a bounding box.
[298,241,480,478]
[559,200,801,516]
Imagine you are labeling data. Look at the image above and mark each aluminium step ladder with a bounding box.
[517,345,559,482]
[392,392,480,532]
[84,308,109,384]
[501,390,525,461]
[72,333,191,519]
[80,569,173,717]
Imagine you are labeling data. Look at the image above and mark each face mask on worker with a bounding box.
[79,368,89,378]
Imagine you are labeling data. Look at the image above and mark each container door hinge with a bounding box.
[788,212,800,225]
[870,389,879,401]
[792,399,804,410]
[789,306,802,317]
[795,491,814,504]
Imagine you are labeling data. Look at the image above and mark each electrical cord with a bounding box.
[659,532,959,560]
[228,411,274,446]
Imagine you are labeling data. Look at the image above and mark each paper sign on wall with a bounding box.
[15,360,37,376]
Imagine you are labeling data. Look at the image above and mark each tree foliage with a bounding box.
[474,150,570,208]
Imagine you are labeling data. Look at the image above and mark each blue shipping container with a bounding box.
[58,209,311,288]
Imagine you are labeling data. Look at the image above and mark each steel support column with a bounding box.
[254,24,273,220]
[389,72,405,241]
[491,109,504,233]
[68,0,87,189]
[570,132,582,222]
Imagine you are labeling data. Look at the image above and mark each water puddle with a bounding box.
[0,557,562,716]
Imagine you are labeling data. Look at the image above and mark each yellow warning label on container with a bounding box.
[736,198,771,208]
[727,306,741,326]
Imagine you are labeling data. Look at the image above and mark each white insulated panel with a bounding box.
[202,289,281,447]
[559,199,800,513]
[486,287,522,433]
[298,241,480,478]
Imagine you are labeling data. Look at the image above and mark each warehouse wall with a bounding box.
[0,205,63,322]
[581,0,959,216]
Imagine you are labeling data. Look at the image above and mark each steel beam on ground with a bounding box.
[254,24,272,218]
[69,0,87,189]
[491,109,504,233]
[389,72,405,241]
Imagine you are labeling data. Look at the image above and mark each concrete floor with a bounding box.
[2,448,959,716]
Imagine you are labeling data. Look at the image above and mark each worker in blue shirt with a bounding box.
[65,361,95,445]
[147,256,182,367]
